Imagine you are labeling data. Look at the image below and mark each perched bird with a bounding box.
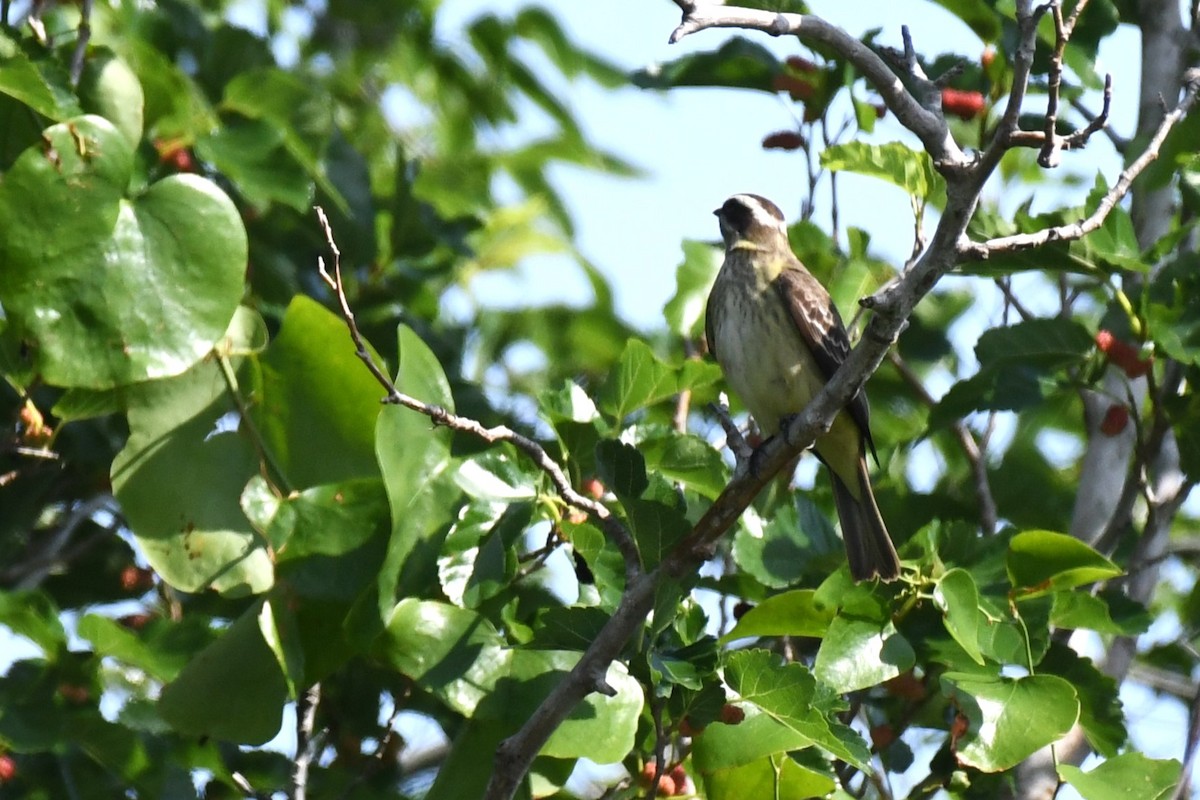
[705,193,900,582]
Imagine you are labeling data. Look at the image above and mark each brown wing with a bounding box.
[774,266,878,463]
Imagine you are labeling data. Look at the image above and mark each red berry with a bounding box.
[0,754,14,782]
[668,764,689,794]
[119,566,155,593]
[940,88,985,120]
[870,723,896,749]
[1100,404,1130,436]
[950,712,970,743]
[719,704,746,725]
[58,683,90,705]
[581,477,605,500]
[119,613,153,631]
[641,760,676,793]
[771,73,815,102]
[873,102,888,119]
[678,717,704,737]
[786,55,819,73]
[762,131,805,151]
[884,671,927,701]
[981,47,996,69]
[1095,330,1151,377]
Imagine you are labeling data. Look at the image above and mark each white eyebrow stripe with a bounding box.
[731,194,786,231]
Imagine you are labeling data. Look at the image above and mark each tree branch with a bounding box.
[668,1,964,166]
[290,683,321,800]
[313,207,643,578]
[966,70,1200,258]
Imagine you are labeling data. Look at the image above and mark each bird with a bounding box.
[704,193,900,582]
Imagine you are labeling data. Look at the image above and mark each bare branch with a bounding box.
[1069,81,1126,152]
[312,207,642,578]
[709,393,753,464]
[290,684,321,800]
[668,1,963,166]
[68,0,94,87]
[967,74,1200,258]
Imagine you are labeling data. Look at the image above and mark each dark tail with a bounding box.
[830,458,900,582]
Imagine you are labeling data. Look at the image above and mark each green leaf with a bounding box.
[640,431,730,500]
[625,496,692,569]
[820,141,946,206]
[0,590,66,656]
[599,338,721,421]
[1007,530,1121,595]
[76,613,216,683]
[257,591,306,700]
[0,116,246,389]
[1040,643,1125,757]
[379,599,509,717]
[594,439,649,499]
[691,705,814,771]
[813,615,915,692]
[111,353,272,597]
[941,672,1079,772]
[77,51,144,146]
[698,746,837,800]
[974,318,1095,369]
[632,37,780,92]
[1145,254,1200,365]
[733,499,841,589]
[159,599,289,745]
[263,479,389,560]
[664,240,721,339]
[724,649,871,770]
[930,0,1003,41]
[195,117,314,211]
[254,296,386,489]
[1050,590,1151,635]
[463,502,531,608]
[373,325,459,617]
[508,651,641,762]
[1058,752,1181,800]
[220,67,347,213]
[934,569,987,665]
[565,519,626,609]
[0,30,81,121]
[721,589,835,642]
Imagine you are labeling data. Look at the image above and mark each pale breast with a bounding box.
[710,276,826,436]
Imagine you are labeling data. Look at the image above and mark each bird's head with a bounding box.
[714,193,789,251]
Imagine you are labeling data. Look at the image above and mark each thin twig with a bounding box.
[993,277,1036,322]
[314,207,642,580]
[69,0,93,87]
[709,394,752,464]
[968,72,1200,258]
[291,683,321,800]
[668,1,962,166]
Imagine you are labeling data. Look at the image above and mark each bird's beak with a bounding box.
[712,208,722,217]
